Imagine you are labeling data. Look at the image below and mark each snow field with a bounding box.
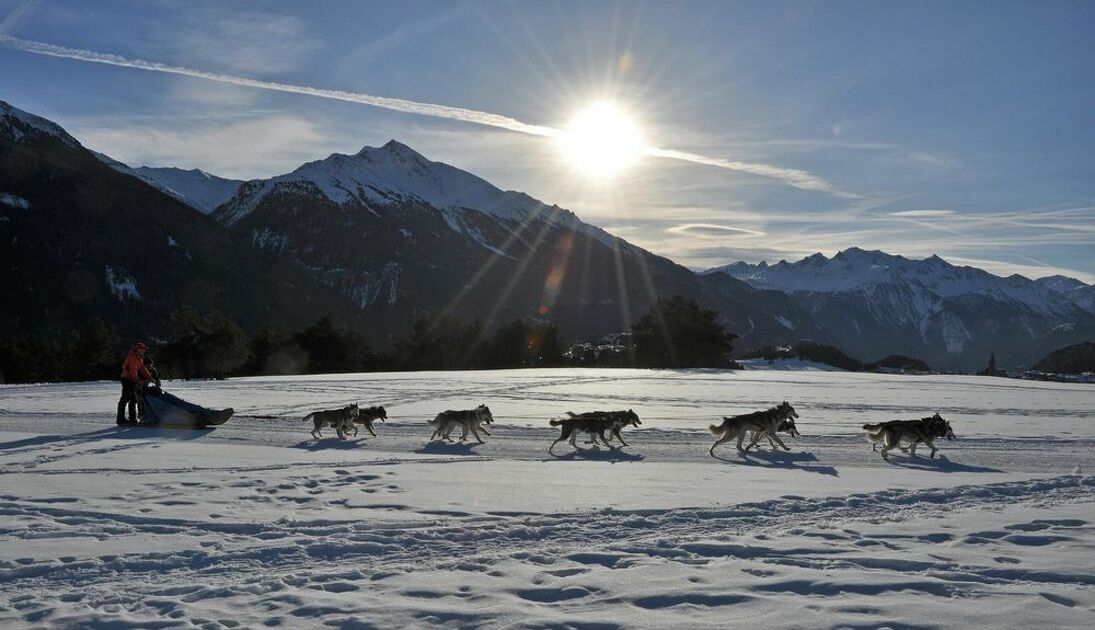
[1,368,1092,628]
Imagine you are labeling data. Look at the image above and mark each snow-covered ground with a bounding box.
[1,368,1092,628]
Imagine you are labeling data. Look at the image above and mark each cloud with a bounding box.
[72,115,339,179]
[0,0,38,35]
[0,34,852,196]
[160,8,318,75]
[889,209,955,218]
[666,223,765,238]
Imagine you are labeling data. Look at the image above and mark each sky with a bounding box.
[1,0,1093,281]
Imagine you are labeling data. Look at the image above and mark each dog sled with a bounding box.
[140,389,234,429]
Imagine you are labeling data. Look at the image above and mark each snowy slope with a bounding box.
[93,152,243,214]
[217,140,615,245]
[1036,274,1095,314]
[1,369,1092,628]
[0,100,80,147]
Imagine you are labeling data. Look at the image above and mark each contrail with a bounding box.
[0,33,853,196]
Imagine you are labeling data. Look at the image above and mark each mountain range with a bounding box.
[2,99,1091,370]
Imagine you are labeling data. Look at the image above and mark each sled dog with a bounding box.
[349,405,387,437]
[429,405,494,443]
[862,413,955,460]
[548,409,642,453]
[708,401,799,455]
[751,417,801,450]
[303,404,360,440]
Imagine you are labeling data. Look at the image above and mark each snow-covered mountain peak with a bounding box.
[0,100,80,148]
[706,248,1090,318]
[359,140,429,164]
[214,140,617,247]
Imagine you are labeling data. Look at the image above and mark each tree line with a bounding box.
[0,296,738,384]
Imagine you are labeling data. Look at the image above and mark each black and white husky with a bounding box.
[863,413,955,460]
[429,405,494,443]
[349,405,387,437]
[708,401,800,455]
[548,410,642,453]
[303,404,359,440]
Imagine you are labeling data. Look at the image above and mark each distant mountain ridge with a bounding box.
[706,249,1095,369]
[3,98,1091,371]
[94,152,244,214]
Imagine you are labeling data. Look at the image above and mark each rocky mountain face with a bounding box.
[0,100,366,341]
[706,249,1095,370]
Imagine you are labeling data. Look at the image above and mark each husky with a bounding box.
[303,404,360,440]
[708,401,799,455]
[349,405,387,437]
[548,409,642,453]
[751,417,801,450]
[863,413,955,460]
[429,405,494,443]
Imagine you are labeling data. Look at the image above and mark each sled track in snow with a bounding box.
[1,475,1091,596]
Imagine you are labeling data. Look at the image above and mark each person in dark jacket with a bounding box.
[117,342,151,425]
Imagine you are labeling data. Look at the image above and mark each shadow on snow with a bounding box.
[884,453,1002,473]
[711,448,839,477]
[547,445,645,463]
[413,441,485,456]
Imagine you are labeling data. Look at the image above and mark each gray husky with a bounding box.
[349,405,387,437]
[863,413,956,460]
[303,404,360,440]
[429,405,494,443]
[709,401,800,455]
[548,409,642,453]
[752,417,801,450]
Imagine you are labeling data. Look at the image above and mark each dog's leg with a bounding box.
[710,430,734,455]
[471,425,484,444]
[743,430,765,452]
[908,441,919,457]
[880,432,894,460]
[367,423,377,437]
[614,428,629,447]
[925,439,937,458]
[478,424,492,436]
[767,431,790,451]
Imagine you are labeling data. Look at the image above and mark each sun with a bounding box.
[556,102,645,178]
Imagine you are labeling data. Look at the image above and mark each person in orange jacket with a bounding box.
[117,342,151,425]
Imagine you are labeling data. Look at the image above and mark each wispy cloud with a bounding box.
[666,223,765,238]
[0,33,852,196]
[889,209,955,218]
[73,115,339,179]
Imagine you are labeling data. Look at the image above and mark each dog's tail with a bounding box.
[864,427,887,444]
[302,413,314,423]
[709,422,728,436]
[862,422,883,432]
[549,418,564,426]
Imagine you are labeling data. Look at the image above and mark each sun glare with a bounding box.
[557,102,645,178]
